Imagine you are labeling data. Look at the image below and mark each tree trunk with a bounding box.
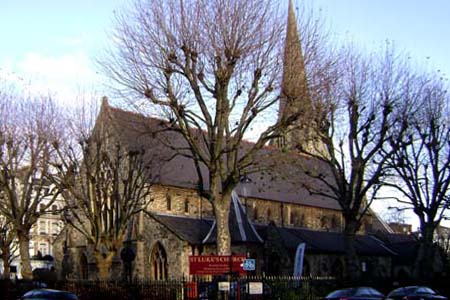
[18,233,33,280]
[213,194,232,255]
[94,252,115,280]
[343,220,360,282]
[1,253,10,279]
[414,222,435,279]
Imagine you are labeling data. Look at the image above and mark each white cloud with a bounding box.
[13,51,103,102]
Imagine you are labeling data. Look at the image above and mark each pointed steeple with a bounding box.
[279,0,310,122]
[275,0,326,154]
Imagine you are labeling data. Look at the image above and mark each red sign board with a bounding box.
[189,255,246,275]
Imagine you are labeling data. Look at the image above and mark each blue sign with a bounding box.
[243,259,256,271]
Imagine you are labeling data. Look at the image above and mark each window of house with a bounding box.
[29,241,39,255]
[51,205,58,215]
[32,242,38,256]
[39,221,47,235]
[52,222,59,235]
[166,193,171,211]
[39,204,45,212]
[38,242,48,256]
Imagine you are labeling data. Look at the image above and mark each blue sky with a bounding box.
[1,0,449,226]
[1,0,449,98]
[303,0,450,76]
[0,0,126,96]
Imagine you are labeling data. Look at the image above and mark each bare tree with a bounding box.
[385,73,450,278]
[51,102,154,280]
[0,214,18,279]
[99,0,329,255]
[0,92,61,280]
[293,47,411,279]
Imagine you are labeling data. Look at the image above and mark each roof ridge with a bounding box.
[101,101,316,156]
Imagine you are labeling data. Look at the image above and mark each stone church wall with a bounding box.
[147,184,353,233]
[148,185,214,219]
[135,215,189,278]
[51,183,381,280]
[245,197,344,231]
[135,214,218,279]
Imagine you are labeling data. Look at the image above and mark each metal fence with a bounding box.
[1,276,449,300]
[0,276,337,300]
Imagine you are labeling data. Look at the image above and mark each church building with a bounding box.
[54,0,408,281]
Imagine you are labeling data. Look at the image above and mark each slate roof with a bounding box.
[257,225,397,256]
[375,233,418,264]
[98,100,342,211]
[147,190,264,245]
[148,213,213,245]
[146,212,398,257]
[202,191,264,244]
[385,241,418,264]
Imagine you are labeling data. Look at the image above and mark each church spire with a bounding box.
[275,0,322,153]
[279,0,310,122]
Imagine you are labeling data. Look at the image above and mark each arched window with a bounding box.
[166,193,171,211]
[299,214,306,227]
[320,215,329,229]
[267,208,272,222]
[184,199,189,213]
[285,206,291,224]
[150,242,168,280]
[79,253,88,280]
[39,221,47,235]
[291,211,299,226]
[331,215,340,230]
[253,206,258,221]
